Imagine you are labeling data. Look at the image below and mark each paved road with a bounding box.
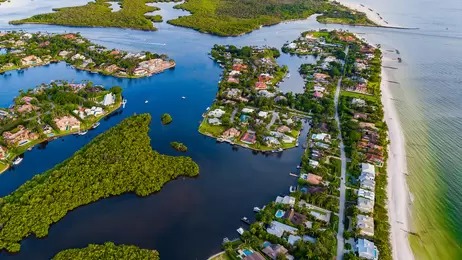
[266,111,279,130]
[335,46,349,260]
[229,107,238,124]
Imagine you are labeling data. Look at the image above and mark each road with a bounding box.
[266,111,279,130]
[335,46,349,260]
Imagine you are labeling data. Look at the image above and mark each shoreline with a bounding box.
[380,65,415,260]
[332,0,399,28]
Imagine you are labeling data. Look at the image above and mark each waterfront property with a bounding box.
[0,31,175,78]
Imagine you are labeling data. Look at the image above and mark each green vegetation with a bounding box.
[53,242,159,260]
[10,0,161,31]
[161,113,173,125]
[171,141,188,152]
[0,81,122,165]
[168,0,375,36]
[0,114,199,252]
[0,31,174,78]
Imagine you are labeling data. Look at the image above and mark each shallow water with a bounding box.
[0,0,461,259]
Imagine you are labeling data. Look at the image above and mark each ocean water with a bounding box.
[0,0,461,259]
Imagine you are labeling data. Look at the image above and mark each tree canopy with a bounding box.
[52,242,159,260]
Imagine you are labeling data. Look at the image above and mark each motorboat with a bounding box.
[13,157,23,165]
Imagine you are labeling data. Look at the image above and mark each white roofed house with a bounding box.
[358,188,375,201]
[357,197,374,213]
[275,195,296,207]
[266,221,298,238]
[208,108,226,118]
[356,238,379,260]
[102,93,116,106]
[357,214,374,237]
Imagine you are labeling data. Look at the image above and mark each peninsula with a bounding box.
[0,31,175,78]
[169,0,376,36]
[0,80,123,173]
[199,45,307,152]
[209,30,391,260]
[0,114,199,252]
[53,242,159,260]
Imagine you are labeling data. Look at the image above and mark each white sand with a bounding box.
[331,0,397,27]
[381,65,415,260]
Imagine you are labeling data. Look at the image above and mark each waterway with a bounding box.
[0,0,461,259]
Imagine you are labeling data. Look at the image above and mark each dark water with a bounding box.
[0,0,461,259]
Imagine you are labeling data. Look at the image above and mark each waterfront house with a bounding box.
[2,125,39,146]
[264,136,280,146]
[356,238,379,260]
[360,179,376,191]
[243,251,265,260]
[261,244,289,260]
[54,116,81,131]
[102,93,116,106]
[241,131,257,144]
[0,146,7,160]
[300,173,323,185]
[298,200,332,222]
[208,108,226,118]
[277,125,291,133]
[287,235,316,246]
[227,77,239,84]
[354,112,368,120]
[266,221,298,238]
[16,103,38,114]
[63,33,77,40]
[255,82,267,90]
[258,111,268,118]
[241,108,255,114]
[21,55,42,66]
[357,214,374,237]
[208,118,221,125]
[309,159,319,168]
[311,133,331,142]
[232,63,248,71]
[357,197,374,213]
[71,53,86,61]
[361,163,376,176]
[281,135,295,144]
[275,195,296,207]
[105,64,120,74]
[221,128,240,139]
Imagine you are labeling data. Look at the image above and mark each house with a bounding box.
[21,55,42,66]
[241,131,257,144]
[225,88,240,98]
[258,90,275,98]
[0,146,7,160]
[357,197,374,213]
[227,77,239,84]
[275,195,296,207]
[243,252,266,260]
[361,163,376,176]
[102,93,116,106]
[16,104,38,114]
[298,200,332,222]
[258,111,268,118]
[258,73,273,82]
[352,98,366,107]
[221,128,240,139]
[2,125,39,146]
[287,42,297,49]
[105,64,120,74]
[264,136,280,146]
[309,160,319,168]
[284,209,307,226]
[71,53,86,61]
[266,221,298,238]
[229,70,241,76]
[54,116,81,131]
[360,179,376,191]
[366,154,384,167]
[300,173,323,185]
[232,63,248,71]
[58,50,71,58]
[287,235,316,246]
[242,108,255,114]
[313,73,330,81]
[311,133,331,142]
[208,118,222,125]
[281,135,295,143]
[255,82,267,90]
[356,238,379,260]
[261,244,288,260]
[357,214,374,237]
[63,33,77,40]
[277,125,291,133]
[358,188,375,201]
[208,108,226,118]
[354,112,368,120]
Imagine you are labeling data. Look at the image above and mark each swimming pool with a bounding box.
[275,209,285,218]
[243,249,253,256]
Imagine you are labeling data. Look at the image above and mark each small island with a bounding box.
[0,80,123,173]
[9,0,163,31]
[168,0,376,36]
[0,114,199,252]
[0,31,175,78]
[170,141,187,152]
[53,242,159,260]
[199,45,306,152]
[161,113,173,125]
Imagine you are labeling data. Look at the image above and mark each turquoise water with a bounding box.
[275,209,285,218]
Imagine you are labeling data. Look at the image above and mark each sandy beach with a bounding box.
[381,63,415,260]
[332,0,397,27]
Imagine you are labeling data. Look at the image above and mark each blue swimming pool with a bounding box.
[243,249,253,256]
[275,209,284,218]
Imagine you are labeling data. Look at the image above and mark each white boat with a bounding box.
[92,122,100,129]
[253,207,261,213]
[289,186,296,193]
[287,73,291,78]
[78,130,88,135]
[122,98,127,108]
[296,142,299,147]
[145,100,149,104]
[236,227,244,235]
[181,96,186,99]
[13,157,23,165]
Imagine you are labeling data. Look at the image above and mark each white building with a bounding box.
[311,133,331,142]
[208,108,226,118]
[241,108,255,114]
[356,238,379,260]
[102,93,116,106]
[258,111,269,118]
[358,188,375,201]
[275,196,296,207]
[266,221,298,238]
[208,118,222,125]
[357,197,374,213]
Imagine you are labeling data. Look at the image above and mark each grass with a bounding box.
[10,0,161,31]
[198,119,226,137]
[341,90,377,102]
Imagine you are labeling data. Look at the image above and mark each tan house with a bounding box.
[21,55,42,66]
[54,116,81,131]
[2,125,39,146]
[221,128,241,139]
[277,125,291,133]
